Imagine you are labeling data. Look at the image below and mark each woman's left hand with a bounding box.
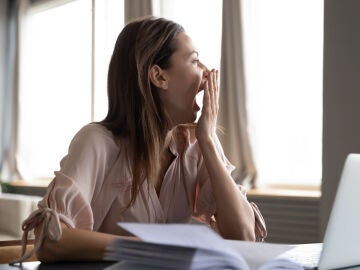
[195,70,219,142]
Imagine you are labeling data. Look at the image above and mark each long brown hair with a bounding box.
[100,16,184,206]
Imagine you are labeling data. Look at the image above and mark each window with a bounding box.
[242,0,324,187]
[17,0,323,188]
[18,0,123,181]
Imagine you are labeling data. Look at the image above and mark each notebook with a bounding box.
[288,153,360,270]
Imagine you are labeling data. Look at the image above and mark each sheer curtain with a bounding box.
[0,0,29,182]
[218,0,257,187]
[124,0,153,23]
[16,0,125,181]
[0,0,10,182]
[94,0,124,121]
[18,0,92,181]
[243,0,323,187]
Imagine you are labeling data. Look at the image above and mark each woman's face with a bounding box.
[159,32,208,127]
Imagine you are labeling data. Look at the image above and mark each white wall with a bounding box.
[322,0,360,236]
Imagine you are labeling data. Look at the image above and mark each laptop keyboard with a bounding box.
[283,243,323,269]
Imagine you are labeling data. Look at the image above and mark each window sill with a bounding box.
[9,179,50,188]
[247,185,321,199]
[1,180,48,197]
[3,180,321,199]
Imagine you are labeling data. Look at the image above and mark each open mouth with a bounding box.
[193,81,205,112]
[193,100,200,111]
[194,91,204,112]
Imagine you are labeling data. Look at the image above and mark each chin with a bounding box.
[176,116,196,126]
[188,113,198,123]
[172,109,198,126]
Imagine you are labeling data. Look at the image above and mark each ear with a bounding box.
[149,65,168,90]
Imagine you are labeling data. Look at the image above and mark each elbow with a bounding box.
[220,224,256,241]
[216,215,257,241]
[236,227,257,242]
[241,218,257,241]
[242,226,256,242]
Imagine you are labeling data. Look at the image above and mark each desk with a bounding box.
[0,261,114,270]
[2,241,360,270]
[1,261,360,270]
[0,240,37,264]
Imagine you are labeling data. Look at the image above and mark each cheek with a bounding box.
[184,69,202,91]
[168,68,202,100]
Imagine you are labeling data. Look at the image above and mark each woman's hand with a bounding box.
[195,70,219,142]
[194,69,256,240]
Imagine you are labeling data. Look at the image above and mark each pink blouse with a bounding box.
[15,123,266,263]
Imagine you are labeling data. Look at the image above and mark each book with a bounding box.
[104,223,321,270]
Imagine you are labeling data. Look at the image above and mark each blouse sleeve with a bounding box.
[12,124,116,264]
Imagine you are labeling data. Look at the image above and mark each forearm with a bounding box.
[198,136,255,241]
[36,225,133,262]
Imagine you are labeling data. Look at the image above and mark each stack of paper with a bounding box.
[104,223,249,270]
[104,223,319,270]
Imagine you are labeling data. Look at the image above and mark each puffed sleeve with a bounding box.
[12,124,116,264]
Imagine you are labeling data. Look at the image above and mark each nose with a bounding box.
[199,61,210,77]
[199,61,209,91]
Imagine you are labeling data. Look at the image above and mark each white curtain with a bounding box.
[218,0,257,187]
[124,0,153,24]
[0,0,8,176]
[0,0,29,182]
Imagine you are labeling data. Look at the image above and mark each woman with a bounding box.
[17,16,266,263]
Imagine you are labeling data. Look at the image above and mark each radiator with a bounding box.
[247,192,321,244]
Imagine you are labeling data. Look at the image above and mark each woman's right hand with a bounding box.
[195,69,219,144]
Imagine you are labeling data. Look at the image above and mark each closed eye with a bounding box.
[192,59,200,64]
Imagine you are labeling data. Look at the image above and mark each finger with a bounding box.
[207,72,213,113]
[199,62,210,90]
[210,71,216,114]
[215,70,220,103]
[212,71,217,96]
[200,62,210,74]
[213,71,219,115]
[215,70,219,93]
[202,79,210,112]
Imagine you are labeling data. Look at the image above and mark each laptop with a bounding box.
[318,153,360,269]
[288,153,360,270]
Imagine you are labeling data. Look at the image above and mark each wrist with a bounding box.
[196,132,215,148]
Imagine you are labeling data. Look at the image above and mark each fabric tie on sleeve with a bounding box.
[9,208,62,265]
[250,202,267,242]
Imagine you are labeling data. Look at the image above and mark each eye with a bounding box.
[192,59,200,65]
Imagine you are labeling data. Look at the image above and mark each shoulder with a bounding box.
[72,123,116,147]
[75,123,114,140]
[67,123,120,158]
[60,123,123,171]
